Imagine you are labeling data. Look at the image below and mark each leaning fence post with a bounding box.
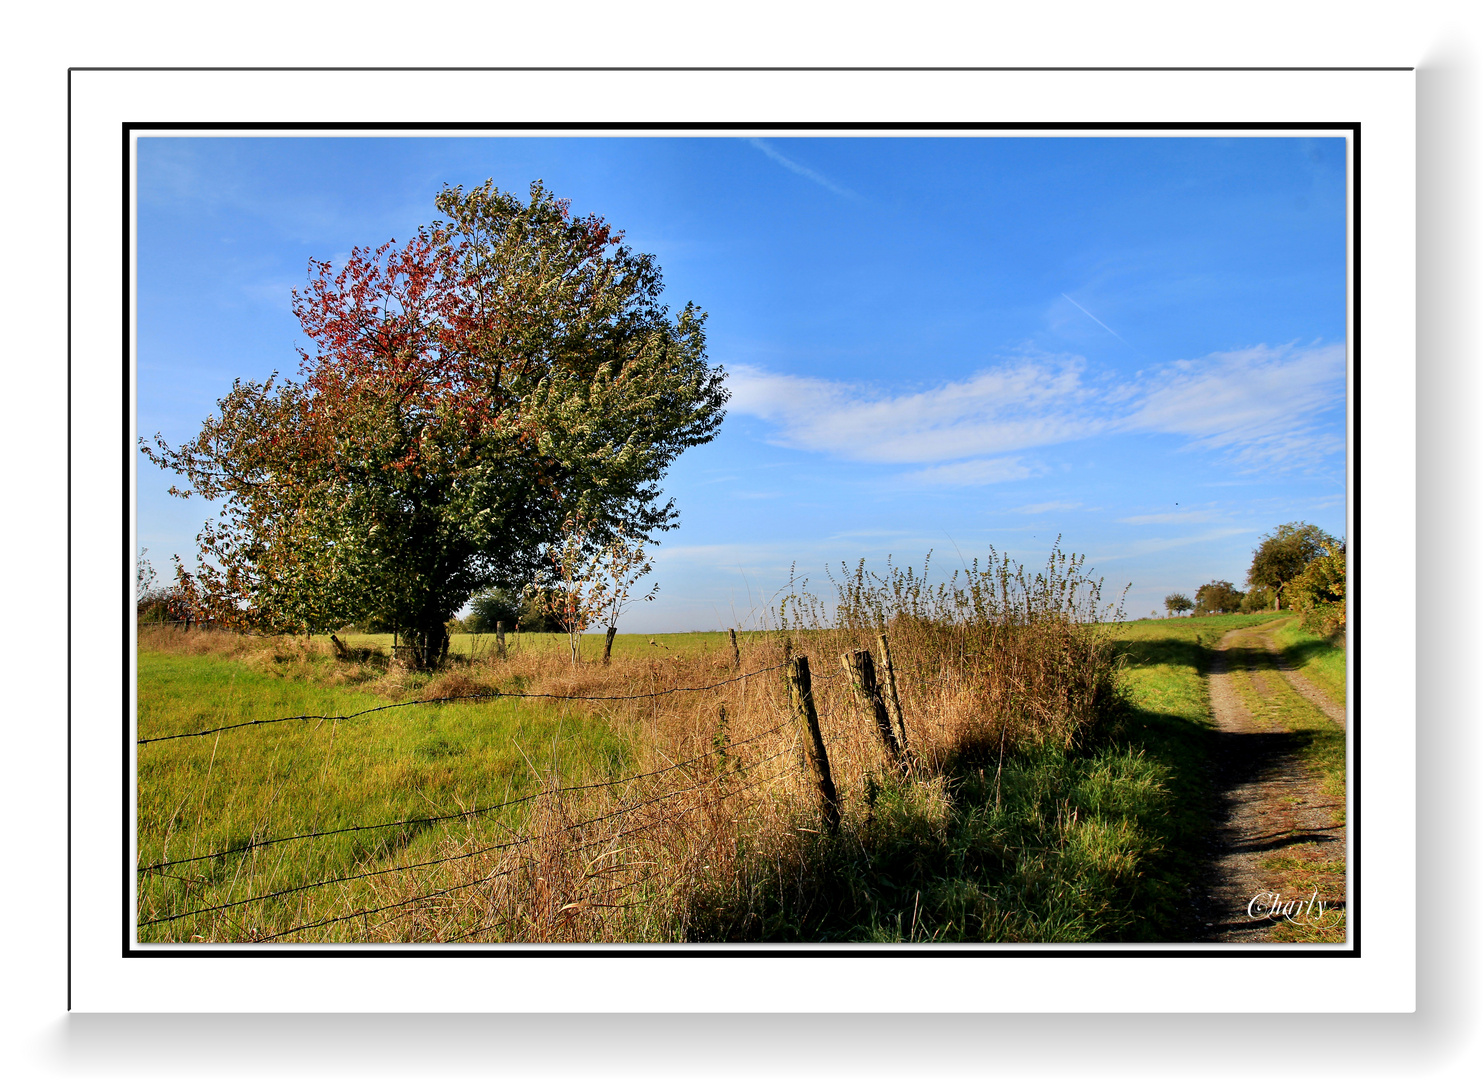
[785,656,841,831]
[727,627,741,670]
[842,649,903,765]
[876,633,909,755]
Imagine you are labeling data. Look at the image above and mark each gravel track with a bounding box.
[1199,624,1347,943]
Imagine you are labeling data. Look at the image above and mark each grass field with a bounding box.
[1269,616,1347,706]
[136,647,631,941]
[135,610,1325,944]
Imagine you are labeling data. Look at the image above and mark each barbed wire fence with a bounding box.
[133,648,892,944]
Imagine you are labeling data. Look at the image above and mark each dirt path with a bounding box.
[1201,623,1347,943]
[1260,635,1347,728]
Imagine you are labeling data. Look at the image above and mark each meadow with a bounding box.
[135,588,1333,944]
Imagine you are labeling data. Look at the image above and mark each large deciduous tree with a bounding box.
[1245,521,1337,611]
[143,180,728,667]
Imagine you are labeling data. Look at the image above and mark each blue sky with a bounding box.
[135,134,1348,632]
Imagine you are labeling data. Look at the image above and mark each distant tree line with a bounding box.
[1161,521,1346,635]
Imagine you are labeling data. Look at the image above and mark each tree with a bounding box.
[1288,541,1346,635]
[525,513,657,665]
[1246,522,1336,611]
[137,548,204,625]
[1194,580,1244,615]
[1239,585,1274,613]
[527,515,606,666]
[136,548,170,622]
[465,588,523,634]
[1164,591,1193,617]
[142,181,727,668]
[590,522,658,663]
[136,548,160,604]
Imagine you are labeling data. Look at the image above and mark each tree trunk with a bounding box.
[602,626,617,664]
[411,619,450,670]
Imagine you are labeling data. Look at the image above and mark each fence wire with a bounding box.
[137,716,794,874]
[135,647,838,942]
[139,746,797,932]
[253,759,793,944]
[137,661,790,745]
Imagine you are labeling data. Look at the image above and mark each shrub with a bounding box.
[1288,543,1346,635]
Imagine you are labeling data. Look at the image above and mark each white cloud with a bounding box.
[726,355,1101,465]
[901,457,1040,487]
[726,340,1345,481]
[1123,342,1346,468]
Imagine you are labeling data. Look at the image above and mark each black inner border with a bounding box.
[106,116,1361,962]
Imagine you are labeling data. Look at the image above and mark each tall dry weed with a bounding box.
[143,542,1126,943]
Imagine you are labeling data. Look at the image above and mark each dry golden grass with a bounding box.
[139,548,1128,944]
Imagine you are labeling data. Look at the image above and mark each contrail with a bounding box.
[1062,293,1140,353]
[749,139,857,199]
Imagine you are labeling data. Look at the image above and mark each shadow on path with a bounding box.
[1198,628,1346,943]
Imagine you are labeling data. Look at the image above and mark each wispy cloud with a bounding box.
[726,354,1101,465]
[1123,341,1346,469]
[1118,510,1224,525]
[748,139,857,199]
[900,457,1040,488]
[1014,501,1083,515]
[726,339,1345,485]
[1087,527,1255,564]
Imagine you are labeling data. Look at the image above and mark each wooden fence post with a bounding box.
[785,656,841,831]
[876,633,909,755]
[496,620,507,658]
[842,649,903,765]
[727,627,741,670]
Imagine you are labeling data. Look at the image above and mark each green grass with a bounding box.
[136,650,632,941]
[687,741,1189,943]
[1269,616,1347,706]
[138,612,1317,944]
[687,613,1287,943]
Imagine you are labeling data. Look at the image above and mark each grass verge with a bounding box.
[1269,616,1347,706]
